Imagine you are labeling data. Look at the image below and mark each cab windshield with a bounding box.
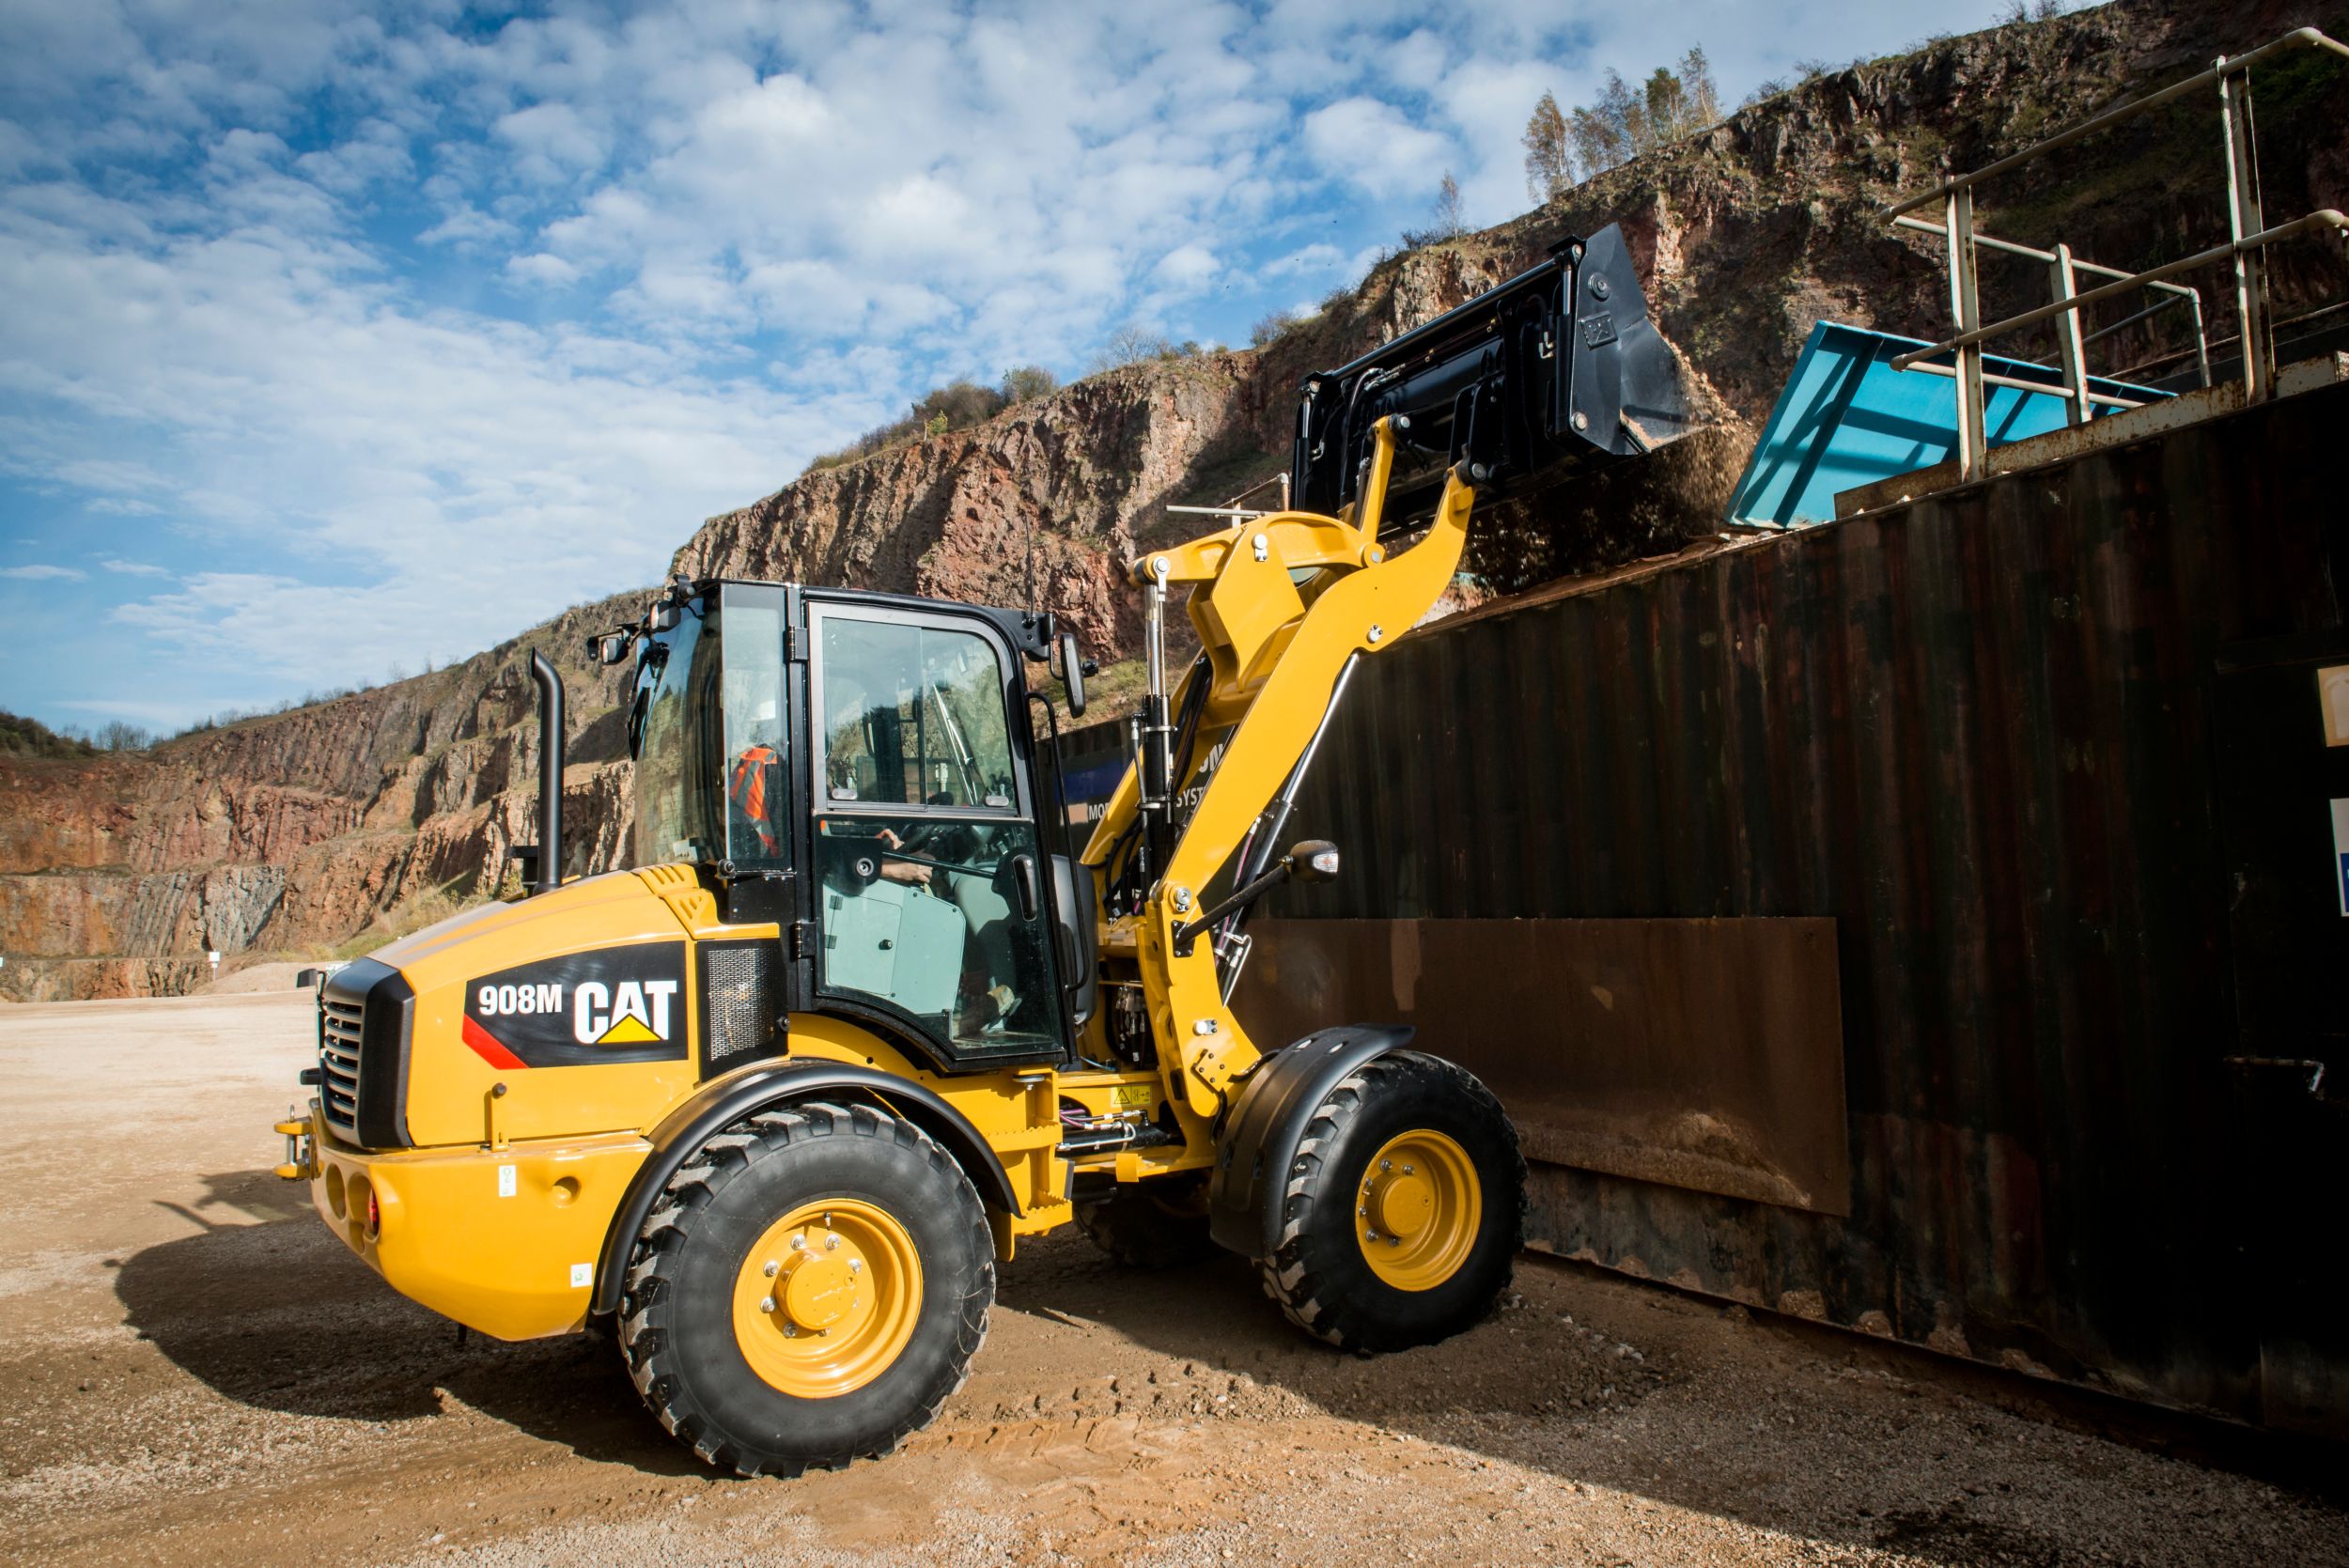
[629,583,790,868]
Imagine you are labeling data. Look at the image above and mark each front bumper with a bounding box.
[289,1106,651,1341]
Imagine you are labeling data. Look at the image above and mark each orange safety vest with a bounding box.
[729,745,780,852]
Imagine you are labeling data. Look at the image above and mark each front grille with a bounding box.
[699,939,784,1074]
[316,957,413,1148]
[319,996,364,1138]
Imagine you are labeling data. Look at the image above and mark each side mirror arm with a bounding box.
[1170,840,1338,955]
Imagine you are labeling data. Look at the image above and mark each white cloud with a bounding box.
[1301,97,1455,200]
[0,0,2034,727]
[506,252,581,287]
[1152,243,1220,294]
[1263,241,1345,278]
[493,101,607,184]
[0,563,85,580]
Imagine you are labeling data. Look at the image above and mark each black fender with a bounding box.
[592,1059,1022,1316]
[1206,1024,1415,1259]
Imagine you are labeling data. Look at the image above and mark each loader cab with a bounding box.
[613,579,1093,1074]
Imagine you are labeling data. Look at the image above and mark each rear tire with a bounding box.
[1076,1176,1215,1269]
[1256,1051,1524,1352]
[619,1100,993,1476]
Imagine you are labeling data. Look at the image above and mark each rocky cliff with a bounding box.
[0,597,642,999]
[6,0,2341,998]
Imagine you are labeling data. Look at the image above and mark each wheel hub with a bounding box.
[732,1200,923,1398]
[778,1246,860,1330]
[1356,1129,1482,1293]
[1372,1172,1434,1236]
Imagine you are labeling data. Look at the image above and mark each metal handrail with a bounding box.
[1891,210,2346,369]
[1889,211,2211,393]
[1886,27,2349,218]
[1890,213,2201,293]
[1880,27,2349,479]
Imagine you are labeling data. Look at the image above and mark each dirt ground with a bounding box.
[2,991,2343,1568]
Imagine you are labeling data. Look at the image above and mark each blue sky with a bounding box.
[0,0,2028,736]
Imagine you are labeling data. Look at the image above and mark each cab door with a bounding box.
[804,602,1065,1069]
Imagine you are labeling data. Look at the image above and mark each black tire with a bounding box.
[1076,1176,1216,1269]
[619,1100,993,1477]
[1256,1051,1524,1353]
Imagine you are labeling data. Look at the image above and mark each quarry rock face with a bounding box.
[7,0,2341,999]
[0,594,641,1001]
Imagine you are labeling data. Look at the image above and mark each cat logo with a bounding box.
[461,945,688,1069]
[572,980,677,1046]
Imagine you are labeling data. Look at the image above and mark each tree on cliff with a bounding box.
[1524,46,1720,201]
[1001,365,1057,403]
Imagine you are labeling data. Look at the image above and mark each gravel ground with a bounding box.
[1,990,2342,1567]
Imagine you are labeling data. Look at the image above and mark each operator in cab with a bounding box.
[817,660,1023,1044]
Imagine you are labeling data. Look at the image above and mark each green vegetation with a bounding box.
[1250,308,1315,347]
[804,365,1066,474]
[0,711,153,756]
[1523,46,1720,203]
[1084,326,1211,377]
[0,709,97,758]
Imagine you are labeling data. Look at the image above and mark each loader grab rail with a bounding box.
[1884,27,2349,476]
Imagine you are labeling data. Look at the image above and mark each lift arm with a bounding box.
[1081,222,1694,1121]
[1083,418,1473,1117]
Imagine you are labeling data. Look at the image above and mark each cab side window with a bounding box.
[812,613,1053,1062]
[818,618,1017,811]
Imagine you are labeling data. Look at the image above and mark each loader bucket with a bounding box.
[1290,224,1698,537]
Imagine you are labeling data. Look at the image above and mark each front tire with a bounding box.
[1256,1052,1524,1352]
[619,1100,993,1476]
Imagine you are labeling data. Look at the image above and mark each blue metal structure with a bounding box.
[1725,321,2170,529]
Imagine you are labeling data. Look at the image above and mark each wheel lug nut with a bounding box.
[826,1236,839,1250]
[1403,1165,1414,1175]
[784,1325,798,1338]
[791,1235,806,1250]
[848,1259,862,1273]
[1379,1159,1392,1172]
[759,1295,777,1313]
[763,1260,779,1278]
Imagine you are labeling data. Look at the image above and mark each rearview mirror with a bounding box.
[1285,840,1340,883]
[593,630,631,666]
[1058,630,1087,718]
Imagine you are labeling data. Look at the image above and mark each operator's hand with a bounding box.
[875,829,930,888]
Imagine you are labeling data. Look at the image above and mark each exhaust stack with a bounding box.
[527,650,565,896]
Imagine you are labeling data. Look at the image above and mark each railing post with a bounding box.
[2217,59,2273,401]
[2188,288,2213,389]
[1946,187,1988,480]
[2048,242,2093,427]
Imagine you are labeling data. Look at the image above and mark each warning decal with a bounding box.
[460,944,688,1067]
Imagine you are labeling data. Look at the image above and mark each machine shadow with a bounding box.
[115,1169,697,1475]
[991,1232,2085,1568]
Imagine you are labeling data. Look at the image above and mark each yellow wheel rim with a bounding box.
[1355,1129,1482,1292]
[731,1199,923,1399]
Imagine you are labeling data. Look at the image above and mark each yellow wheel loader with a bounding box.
[276,226,1691,1476]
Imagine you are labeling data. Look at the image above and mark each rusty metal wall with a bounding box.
[1229,917,1850,1213]
[1252,378,2349,1432]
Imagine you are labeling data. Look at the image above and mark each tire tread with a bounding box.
[617,1099,992,1477]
